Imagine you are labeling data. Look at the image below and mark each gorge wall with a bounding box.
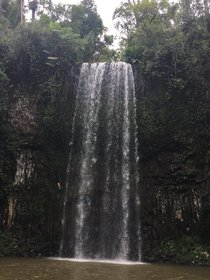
[134,68,210,261]
[0,62,210,261]
[0,61,80,256]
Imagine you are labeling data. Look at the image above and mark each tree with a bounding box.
[114,0,177,68]
[1,0,21,27]
[70,1,103,37]
[37,0,112,62]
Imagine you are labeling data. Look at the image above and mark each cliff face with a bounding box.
[0,63,80,256]
[140,139,210,259]
[134,68,210,261]
[0,62,210,261]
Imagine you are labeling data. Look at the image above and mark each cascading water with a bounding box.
[60,62,141,261]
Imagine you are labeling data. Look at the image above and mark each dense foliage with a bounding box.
[154,236,210,265]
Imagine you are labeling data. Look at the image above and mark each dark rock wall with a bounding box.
[133,66,210,260]
[0,64,80,255]
[1,62,210,259]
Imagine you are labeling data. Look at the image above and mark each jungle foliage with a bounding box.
[114,0,210,151]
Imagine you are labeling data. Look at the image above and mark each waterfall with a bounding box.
[60,62,141,261]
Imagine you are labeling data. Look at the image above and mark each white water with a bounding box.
[50,257,146,266]
[60,62,141,261]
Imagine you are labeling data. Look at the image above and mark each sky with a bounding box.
[53,0,122,42]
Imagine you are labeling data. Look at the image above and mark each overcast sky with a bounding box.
[53,0,122,37]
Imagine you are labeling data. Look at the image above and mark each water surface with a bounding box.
[0,258,210,280]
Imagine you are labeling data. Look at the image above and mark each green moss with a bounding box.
[0,231,58,257]
[153,235,210,265]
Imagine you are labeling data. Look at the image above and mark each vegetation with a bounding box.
[113,0,210,265]
[153,236,210,265]
[0,0,210,265]
[0,0,114,257]
[113,0,210,149]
